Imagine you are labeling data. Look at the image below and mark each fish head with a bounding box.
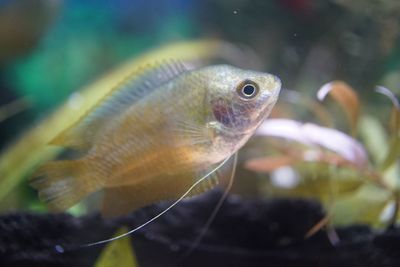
[205,65,281,135]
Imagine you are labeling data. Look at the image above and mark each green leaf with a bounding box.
[259,161,366,201]
[381,137,400,172]
[94,227,139,267]
[359,115,388,165]
[375,86,400,171]
[332,184,391,226]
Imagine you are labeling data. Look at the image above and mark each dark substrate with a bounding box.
[0,190,399,267]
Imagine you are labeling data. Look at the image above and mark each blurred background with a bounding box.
[0,0,400,266]
[1,0,399,214]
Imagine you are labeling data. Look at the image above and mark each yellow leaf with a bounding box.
[94,227,139,267]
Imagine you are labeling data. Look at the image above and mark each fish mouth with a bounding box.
[250,79,281,131]
[268,76,282,112]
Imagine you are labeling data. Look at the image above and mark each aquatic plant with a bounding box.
[94,227,139,267]
[243,81,400,226]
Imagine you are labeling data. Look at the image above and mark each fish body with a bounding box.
[31,62,281,216]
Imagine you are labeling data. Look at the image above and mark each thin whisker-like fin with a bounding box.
[179,152,238,260]
[80,156,232,248]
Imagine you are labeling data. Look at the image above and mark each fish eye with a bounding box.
[237,80,259,100]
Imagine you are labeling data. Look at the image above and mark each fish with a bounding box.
[30,61,281,217]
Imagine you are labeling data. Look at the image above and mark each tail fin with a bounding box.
[30,160,96,212]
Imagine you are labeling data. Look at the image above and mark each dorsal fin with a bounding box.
[51,60,189,150]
